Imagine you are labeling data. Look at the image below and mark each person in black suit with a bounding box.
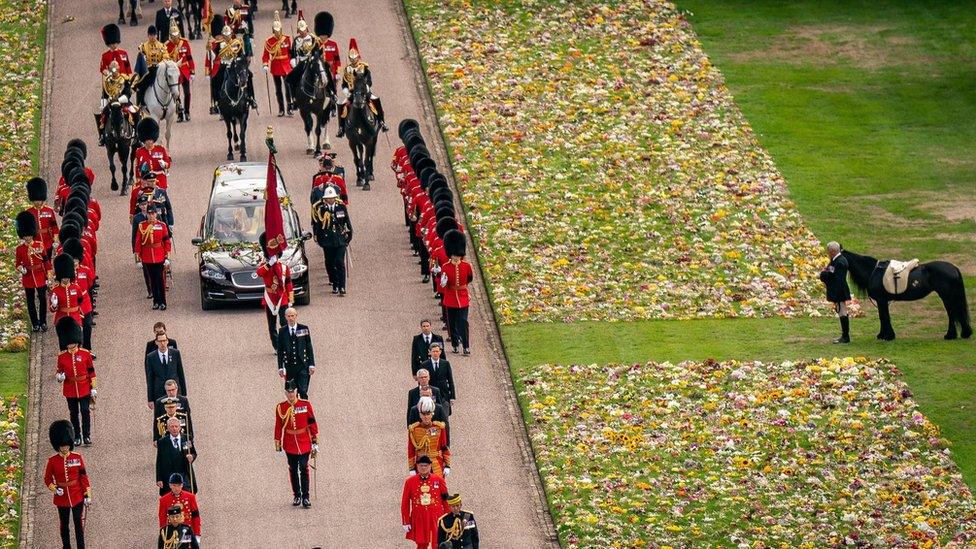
[407,369,443,423]
[276,307,315,399]
[410,319,444,375]
[154,0,186,41]
[156,417,198,495]
[153,379,191,420]
[145,321,179,356]
[419,343,455,416]
[145,333,187,409]
[408,387,450,444]
[819,241,852,344]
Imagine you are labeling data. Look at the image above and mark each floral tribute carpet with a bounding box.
[407,0,826,324]
[520,357,976,547]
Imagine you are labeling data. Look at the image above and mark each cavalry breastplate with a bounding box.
[343,64,367,88]
[103,74,127,99]
[295,35,315,57]
[218,38,244,62]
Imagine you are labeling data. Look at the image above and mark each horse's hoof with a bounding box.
[945,333,958,340]
[306,149,314,155]
[110,182,119,191]
[355,180,363,187]
[118,17,125,24]
[363,183,371,191]
[240,154,248,162]
[227,153,234,161]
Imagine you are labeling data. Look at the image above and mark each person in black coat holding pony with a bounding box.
[819,241,852,344]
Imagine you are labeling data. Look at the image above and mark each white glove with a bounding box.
[408,470,416,476]
[277,449,284,455]
[312,444,319,452]
[56,372,65,383]
[118,94,129,104]
[205,75,211,81]
[189,75,195,82]
[431,265,441,274]
[55,487,64,496]
[84,496,92,506]
[402,525,411,533]
[90,389,97,398]
[18,266,27,275]
[195,536,201,544]
[100,98,108,109]
[289,58,297,68]
[443,467,451,477]
[278,368,286,377]
[309,366,315,374]
[159,160,168,169]
[164,259,171,267]
[439,273,448,287]
[50,294,59,308]
[262,65,269,73]
[136,262,143,268]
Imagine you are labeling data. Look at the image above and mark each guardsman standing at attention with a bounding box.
[157,473,201,546]
[15,210,51,332]
[257,232,294,352]
[49,253,83,327]
[55,317,96,447]
[166,22,195,122]
[134,118,172,189]
[100,23,133,76]
[135,207,172,310]
[158,504,199,549]
[437,494,480,549]
[401,455,447,549]
[310,186,352,295]
[25,176,59,259]
[274,380,318,508]
[438,230,474,356]
[262,11,293,117]
[133,25,170,107]
[44,420,91,549]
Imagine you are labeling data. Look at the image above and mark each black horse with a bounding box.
[216,57,251,161]
[294,50,336,157]
[104,103,137,195]
[118,0,138,26]
[842,249,972,340]
[341,76,380,190]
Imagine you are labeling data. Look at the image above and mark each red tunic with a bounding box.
[44,452,90,507]
[28,205,59,251]
[75,264,94,315]
[438,260,473,309]
[158,490,201,535]
[167,38,195,82]
[257,261,293,310]
[135,221,171,264]
[274,399,318,455]
[134,145,172,189]
[400,473,448,545]
[262,34,292,76]
[55,167,96,212]
[312,172,349,204]
[100,48,133,75]
[320,38,341,77]
[15,240,50,289]
[57,348,95,399]
[50,284,83,324]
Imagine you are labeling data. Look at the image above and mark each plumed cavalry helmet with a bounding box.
[26,177,47,201]
[54,253,76,281]
[314,12,334,38]
[16,211,37,238]
[56,316,83,350]
[137,117,160,143]
[295,10,307,32]
[170,21,181,39]
[398,119,420,141]
[102,23,121,47]
[347,38,360,62]
[210,15,225,39]
[443,229,466,258]
[49,419,75,452]
[272,10,282,33]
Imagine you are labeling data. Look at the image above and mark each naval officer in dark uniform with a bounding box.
[276,307,316,399]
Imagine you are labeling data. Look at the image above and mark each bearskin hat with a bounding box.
[61,238,85,263]
[137,117,160,143]
[68,165,89,184]
[102,23,121,47]
[49,419,75,452]
[62,211,87,231]
[435,206,456,222]
[404,133,425,153]
[419,167,438,189]
[66,138,88,160]
[56,316,83,350]
[443,229,466,258]
[398,119,420,141]
[64,196,89,218]
[412,156,436,176]
[53,253,75,281]
[16,211,37,238]
[436,216,459,239]
[68,188,90,207]
[431,188,453,206]
[64,147,85,166]
[428,172,448,190]
[60,157,79,181]
[314,12,334,37]
[58,222,81,243]
[409,142,429,161]
[210,15,225,38]
[258,232,270,259]
[26,177,47,201]
[427,176,448,196]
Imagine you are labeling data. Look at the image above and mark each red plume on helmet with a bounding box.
[349,38,359,55]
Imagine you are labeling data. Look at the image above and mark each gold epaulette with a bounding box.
[408,421,421,430]
[432,420,446,429]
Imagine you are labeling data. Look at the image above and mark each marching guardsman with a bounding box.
[311,186,352,295]
[134,118,172,189]
[310,153,348,204]
[15,211,51,332]
[99,23,133,75]
[55,317,96,447]
[262,11,293,117]
[158,504,199,549]
[157,473,201,546]
[95,60,138,147]
[407,398,451,477]
[400,455,447,549]
[44,420,91,549]
[135,206,172,310]
[50,253,83,327]
[133,25,171,107]
[166,22,195,122]
[438,230,473,356]
[130,165,174,226]
[820,241,852,344]
[25,176,59,259]
[316,11,340,79]
[337,37,388,137]
[61,239,95,351]
[437,494,480,549]
[274,380,318,508]
[155,397,193,445]
[257,232,294,352]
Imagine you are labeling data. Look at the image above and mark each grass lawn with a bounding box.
[0,353,27,399]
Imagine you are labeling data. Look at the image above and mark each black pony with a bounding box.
[842,249,971,340]
[341,76,379,190]
[217,57,251,161]
[294,49,336,157]
[104,102,137,195]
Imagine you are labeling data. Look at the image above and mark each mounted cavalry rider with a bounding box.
[100,23,133,76]
[165,22,195,122]
[336,38,389,138]
[209,16,258,111]
[133,25,171,108]
[286,10,317,112]
[95,60,139,147]
[225,0,254,60]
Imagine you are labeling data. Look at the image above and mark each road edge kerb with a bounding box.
[394,1,560,545]
[19,2,54,546]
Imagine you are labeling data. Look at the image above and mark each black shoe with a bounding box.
[339,288,346,296]
[184,113,190,122]
[40,324,48,332]
[152,303,160,310]
[336,128,345,138]
[302,498,311,508]
[74,437,82,447]
[32,325,40,333]
[210,106,218,115]
[98,136,105,147]
[292,497,301,507]
[422,275,430,283]
[286,109,293,117]
[332,286,339,295]
[91,354,97,361]
[147,293,153,299]
[177,113,185,123]
[463,348,471,356]
[278,110,285,117]
[159,304,167,311]
[380,122,389,132]
[832,336,850,344]
[452,347,459,354]
[83,437,92,446]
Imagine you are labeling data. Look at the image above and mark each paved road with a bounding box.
[26,1,555,546]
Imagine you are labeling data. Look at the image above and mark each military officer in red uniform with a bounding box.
[408,398,451,477]
[25,176,59,258]
[50,254,83,327]
[15,211,51,332]
[44,420,91,549]
[55,318,96,447]
[166,23,195,122]
[262,11,293,117]
[274,380,318,508]
[157,473,202,542]
[401,455,448,549]
[135,207,172,310]
[62,238,95,351]
[257,232,294,352]
[438,230,473,356]
[100,23,133,75]
[134,118,172,189]
[310,154,348,204]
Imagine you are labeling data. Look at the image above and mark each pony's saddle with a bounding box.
[882,258,919,294]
